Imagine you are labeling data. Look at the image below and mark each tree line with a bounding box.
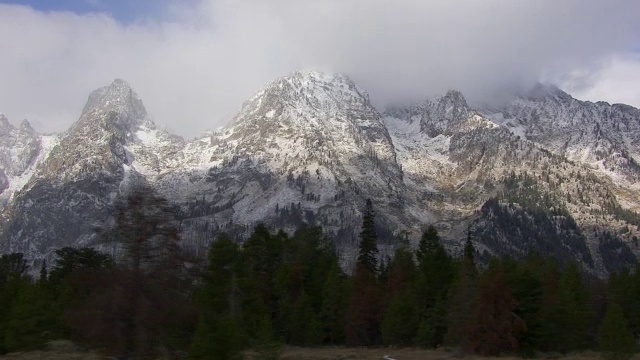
[0,192,638,360]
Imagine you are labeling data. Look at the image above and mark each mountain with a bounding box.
[1,73,639,275]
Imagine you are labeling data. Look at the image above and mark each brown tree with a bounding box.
[67,184,195,358]
[467,260,525,355]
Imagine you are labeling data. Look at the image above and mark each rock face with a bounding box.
[2,73,640,275]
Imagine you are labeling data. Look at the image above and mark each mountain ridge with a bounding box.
[2,72,640,275]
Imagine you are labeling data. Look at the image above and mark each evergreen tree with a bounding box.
[467,259,525,355]
[546,263,592,353]
[70,185,195,358]
[444,233,477,348]
[381,240,418,346]
[4,280,59,352]
[320,261,346,344]
[345,199,381,345]
[357,199,378,274]
[189,234,245,360]
[506,257,544,356]
[0,253,30,354]
[414,225,454,348]
[49,247,113,284]
[345,264,381,346]
[241,224,283,340]
[599,302,636,360]
[189,315,244,360]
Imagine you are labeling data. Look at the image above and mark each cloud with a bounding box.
[560,54,640,109]
[1,0,640,137]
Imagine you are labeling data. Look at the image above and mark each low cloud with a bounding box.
[1,0,640,137]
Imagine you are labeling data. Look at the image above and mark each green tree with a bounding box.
[414,225,454,348]
[49,247,113,284]
[345,199,381,345]
[189,234,245,360]
[381,240,418,346]
[507,256,545,356]
[0,253,30,354]
[599,302,636,360]
[240,224,283,340]
[320,261,346,344]
[3,280,60,352]
[545,263,591,353]
[189,315,244,360]
[445,232,478,349]
[357,199,378,274]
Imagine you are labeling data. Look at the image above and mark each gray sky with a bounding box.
[1,0,640,138]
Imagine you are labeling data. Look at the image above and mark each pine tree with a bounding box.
[189,234,245,360]
[467,259,525,355]
[506,257,544,356]
[0,253,30,354]
[381,240,418,346]
[357,199,378,274]
[345,264,381,346]
[381,292,418,346]
[320,261,346,344]
[69,185,194,358]
[445,233,477,349]
[414,225,454,348]
[599,302,636,360]
[546,263,591,353]
[4,280,59,352]
[241,224,283,339]
[345,199,381,346]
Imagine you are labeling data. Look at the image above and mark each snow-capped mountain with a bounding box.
[1,72,640,274]
[481,84,640,183]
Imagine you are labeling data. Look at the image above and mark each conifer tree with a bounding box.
[241,224,284,340]
[70,185,194,358]
[357,199,378,274]
[345,199,381,346]
[600,302,636,360]
[189,234,245,360]
[545,263,591,353]
[445,231,478,348]
[467,260,525,355]
[0,253,30,354]
[506,257,544,356]
[320,261,346,344]
[414,225,454,348]
[381,239,418,346]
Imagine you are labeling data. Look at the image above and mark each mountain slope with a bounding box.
[1,73,640,275]
[0,80,182,258]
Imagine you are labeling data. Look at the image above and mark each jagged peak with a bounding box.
[232,70,372,128]
[287,69,351,83]
[264,69,363,99]
[441,89,469,107]
[18,119,34,133]
[81,78,147,120]
[0,114,14,135]
[0,113,10,127]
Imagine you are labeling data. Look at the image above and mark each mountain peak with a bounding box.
[18,119,34,133]
[442,89,468,107]
[525,83,572,102]
[232,70,372,129]
[81,78,147,121]
[0,114,10,131]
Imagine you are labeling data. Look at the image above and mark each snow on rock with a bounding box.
[3,74,640,275]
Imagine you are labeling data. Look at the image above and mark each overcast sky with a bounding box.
[1,0,640,138]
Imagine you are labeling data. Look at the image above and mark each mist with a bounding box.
[1,0,640,138]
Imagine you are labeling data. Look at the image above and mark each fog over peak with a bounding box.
[1,0,640,137]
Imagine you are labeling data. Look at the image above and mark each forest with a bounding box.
[0,190,638,360]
